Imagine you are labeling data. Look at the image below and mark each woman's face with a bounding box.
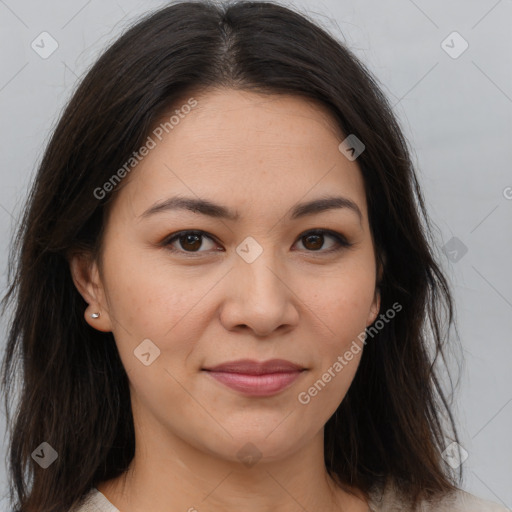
[73,88,380,465]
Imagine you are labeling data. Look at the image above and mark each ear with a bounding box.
[366,286,381,327]
[68,251,113,332]
[366,255,384,326]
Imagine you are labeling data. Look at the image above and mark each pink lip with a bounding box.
[202,359,306,397]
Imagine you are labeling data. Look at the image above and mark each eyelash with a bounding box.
[161,229,353,257]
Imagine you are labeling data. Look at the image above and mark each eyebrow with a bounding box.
[140,195,363,223]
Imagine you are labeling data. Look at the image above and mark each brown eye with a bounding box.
[295,229,351,253]
[178,233,202,251]
[163,230,219,254]
[302,233,324,251]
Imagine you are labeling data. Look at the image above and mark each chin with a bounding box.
[199,429,310,466]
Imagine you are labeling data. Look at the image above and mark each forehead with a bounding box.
[110,88,368,223]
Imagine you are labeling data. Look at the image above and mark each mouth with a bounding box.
[202,359,307,397]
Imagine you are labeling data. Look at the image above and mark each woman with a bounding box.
[1,1,507,511]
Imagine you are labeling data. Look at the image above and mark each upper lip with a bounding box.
[203,359,305,374]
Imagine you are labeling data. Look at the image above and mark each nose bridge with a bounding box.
[234,236,286,300]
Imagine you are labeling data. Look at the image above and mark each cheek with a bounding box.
[105,273,205,416]
[102,239,202,332]
[304,270,375,346]
[295,278,370,418]
[100,247,215,389]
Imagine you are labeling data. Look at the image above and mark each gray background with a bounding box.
[0,0,511,508]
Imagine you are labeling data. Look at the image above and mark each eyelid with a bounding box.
[161,228,353,256]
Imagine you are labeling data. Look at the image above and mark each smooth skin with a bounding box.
[70,88,381,512]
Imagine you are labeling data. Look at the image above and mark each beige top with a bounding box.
[70,485,510,512]
[367,483,510,511]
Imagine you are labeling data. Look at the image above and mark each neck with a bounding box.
[97,427,370,512]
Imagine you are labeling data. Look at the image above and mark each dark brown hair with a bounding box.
[1,1,463,510]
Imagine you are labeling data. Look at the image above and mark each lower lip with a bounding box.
[204,370,304,397]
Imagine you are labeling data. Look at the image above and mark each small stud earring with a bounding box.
[91,312,100,319]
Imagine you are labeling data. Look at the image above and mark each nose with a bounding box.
[219,250,300,337]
